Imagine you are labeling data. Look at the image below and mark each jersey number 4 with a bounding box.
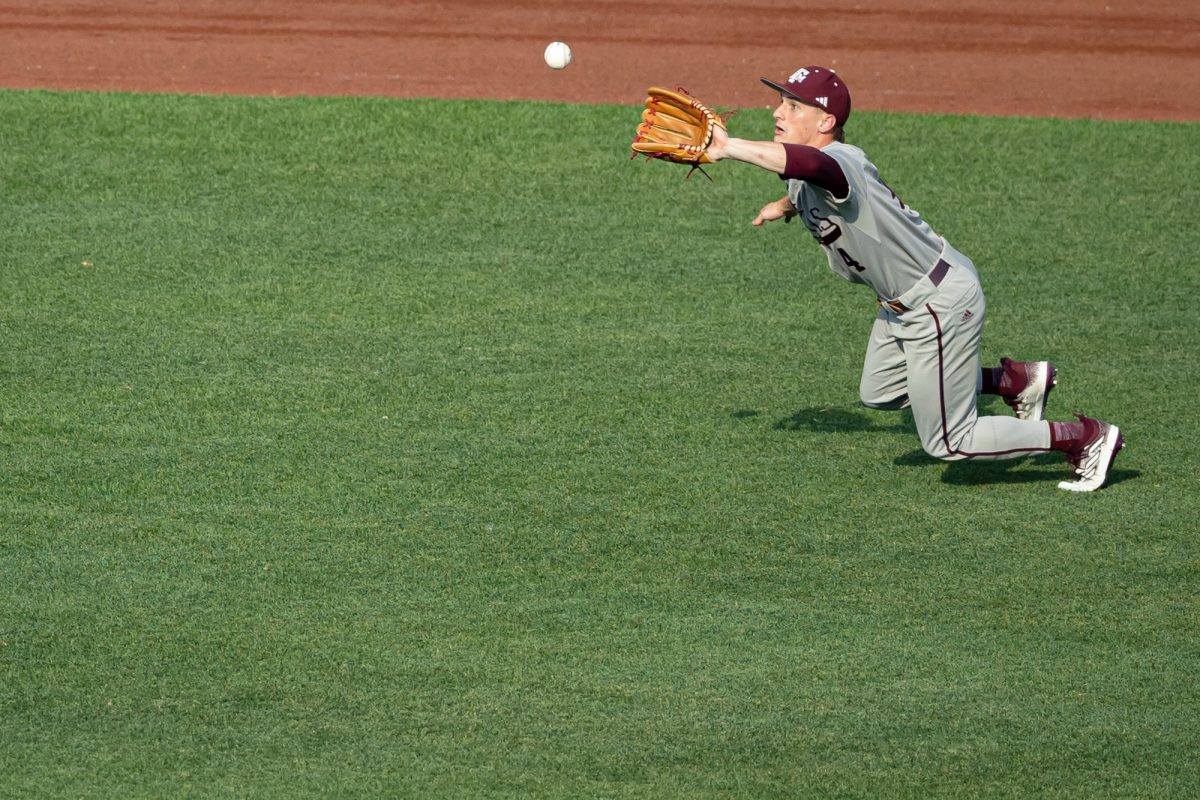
[837,247,866,273]
[829,179,910,275]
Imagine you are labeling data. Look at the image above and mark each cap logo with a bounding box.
[788,68,810,83]
[816,96,828,107]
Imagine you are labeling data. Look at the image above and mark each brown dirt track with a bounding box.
[1,0,1197,121]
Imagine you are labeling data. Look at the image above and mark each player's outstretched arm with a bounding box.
[707,125,788,173]
[710,126,850,200]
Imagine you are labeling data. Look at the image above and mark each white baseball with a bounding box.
[544,41,572,70]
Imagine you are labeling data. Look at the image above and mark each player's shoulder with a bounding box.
[821,142,881,186]
[820,140,866,163]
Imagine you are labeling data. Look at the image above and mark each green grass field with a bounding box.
[2,89,1198,798]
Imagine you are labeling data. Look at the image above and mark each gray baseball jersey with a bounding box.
[783,141,1052,461]
[786,141,942,301]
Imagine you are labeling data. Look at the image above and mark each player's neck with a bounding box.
[808,132,838,150]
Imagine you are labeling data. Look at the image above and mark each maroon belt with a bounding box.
[879,259,951,314]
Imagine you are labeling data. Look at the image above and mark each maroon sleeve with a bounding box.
[779,144,849,200]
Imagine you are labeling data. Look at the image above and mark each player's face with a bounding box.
[773,96,833,146]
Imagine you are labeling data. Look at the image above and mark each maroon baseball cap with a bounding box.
[760,66,852,126]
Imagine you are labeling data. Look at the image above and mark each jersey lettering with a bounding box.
[802,207,841,244]
[815,218,841,246]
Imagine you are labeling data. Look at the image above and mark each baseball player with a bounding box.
[705,66,1123,491]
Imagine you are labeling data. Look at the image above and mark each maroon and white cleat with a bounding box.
[1059,414,1124,492]
[1002,358,1057,422]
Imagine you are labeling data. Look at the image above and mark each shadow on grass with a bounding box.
[895,449,1140,488]
[772,406,910,434]
[767,405,1139,489]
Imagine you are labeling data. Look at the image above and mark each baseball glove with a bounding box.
[630,87,726,173]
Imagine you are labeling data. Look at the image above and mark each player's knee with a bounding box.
[859,374,909,410]
[920,441,960,462]
[918,431,969,462]
[859,391,908,411]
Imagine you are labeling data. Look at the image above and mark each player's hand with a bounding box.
[706,124,729,161]
[752,197,797,226]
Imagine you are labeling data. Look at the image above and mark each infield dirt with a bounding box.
[0,0,1197,121]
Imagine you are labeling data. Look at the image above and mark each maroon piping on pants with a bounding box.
[928,305,1055,459]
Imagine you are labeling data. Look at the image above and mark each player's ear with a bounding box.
[818,113,837,134]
